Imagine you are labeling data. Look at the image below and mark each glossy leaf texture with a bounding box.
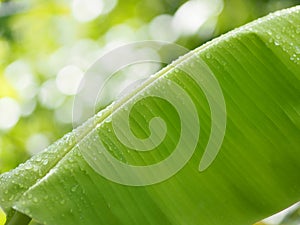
[1,6,300,225]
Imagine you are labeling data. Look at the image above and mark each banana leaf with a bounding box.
[1,5,300,225]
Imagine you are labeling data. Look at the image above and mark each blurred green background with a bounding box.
[0,0,299,224]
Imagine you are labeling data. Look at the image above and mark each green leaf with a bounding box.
[1,5,300,225]
[279,204,300,224]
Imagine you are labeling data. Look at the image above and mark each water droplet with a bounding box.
[33,197,38,203]
[65,134,75,146]
[27,193,32,199]
[24,164,32,170]
[44,195,49,200]
[68,158,74,163]
[42,159,49,165]
[60,199,65,205]
[33,165,39,172]
[35,157,42,162]
[106,116,112,123]
[268,38,273,43]
[24,209,30,214]
[71,185,78,192]
[205,53,212,59]
[63,164,69,170]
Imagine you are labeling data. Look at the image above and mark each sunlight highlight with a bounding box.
[0,97,20,130]
[172,0,223,36]
[71,0,104,22]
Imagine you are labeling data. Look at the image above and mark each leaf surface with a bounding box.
[1,6,300,225]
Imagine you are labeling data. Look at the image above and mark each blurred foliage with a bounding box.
[0,0,299,223]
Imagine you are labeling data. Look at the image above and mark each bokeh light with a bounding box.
[0,97,20,130]
[38,80,65,109]
[56,65,83,95]
[26,133,50,155]
[172,0,224,36]
[71,0,104,22]
[149,14,179,42]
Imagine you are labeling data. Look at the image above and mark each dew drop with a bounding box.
[205,53,212,59]
[63,164,69,170]
[68,158,74,163]
[33,165,39,172]
[71,185,78,192]
[24,164,32,170]
[106,116,112,123]
[42,159,49,165]
[33,197,38,203]
[268,38,273,43]
[266,30,272,35]
[65,134,75,146]
[35,157,42,162]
